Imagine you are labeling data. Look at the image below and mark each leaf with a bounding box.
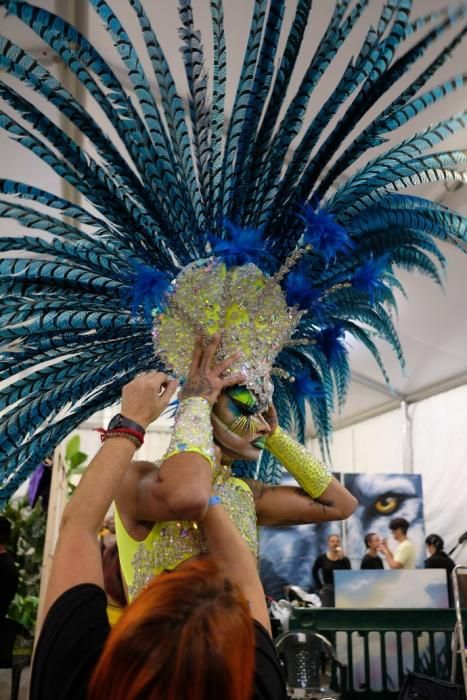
[65,435,81,463]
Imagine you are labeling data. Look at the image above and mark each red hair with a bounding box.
[88,558,255,700]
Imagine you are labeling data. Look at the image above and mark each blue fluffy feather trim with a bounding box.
[300,203,354,263]
[125,264,171,323]
[293,371,325,400]
[352,254,392,302]
[315,324,347,363]
[209,220,268,268]
[284,270,321,309]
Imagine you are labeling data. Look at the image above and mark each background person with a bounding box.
[378,517,416,570]
[424,533,456,606]
[29,371,286,700]
[311,534,351,607]
[360,532,384,570]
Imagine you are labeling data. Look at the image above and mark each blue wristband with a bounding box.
[208,495,221,507]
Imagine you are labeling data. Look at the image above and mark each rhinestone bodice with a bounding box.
[116,469,258,601]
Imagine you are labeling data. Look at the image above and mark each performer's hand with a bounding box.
[263,403,279,434]
[180,334,245,406]
[121,372,179,429]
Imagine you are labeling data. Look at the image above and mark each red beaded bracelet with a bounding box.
[96,427,145,449]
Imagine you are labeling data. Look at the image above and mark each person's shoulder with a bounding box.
[253,621,288,700]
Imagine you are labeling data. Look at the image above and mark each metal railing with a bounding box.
[451,566,467,693]
[289,607,464,699]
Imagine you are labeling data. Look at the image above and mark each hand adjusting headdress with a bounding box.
[1,0,467,503]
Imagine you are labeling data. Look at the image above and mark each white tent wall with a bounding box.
[307,383,467,562]
[70,380,467,564]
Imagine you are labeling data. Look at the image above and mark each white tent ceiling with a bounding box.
[1,0,466,431]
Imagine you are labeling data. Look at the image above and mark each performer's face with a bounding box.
[211,386,271,461]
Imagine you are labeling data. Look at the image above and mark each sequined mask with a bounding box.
[153,260,301,405]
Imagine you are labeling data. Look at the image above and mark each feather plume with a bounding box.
[300,204,355,263]
[124,265,171,322]
[351,255,393,302]
[209,221,268,268]
[1,0,467,497]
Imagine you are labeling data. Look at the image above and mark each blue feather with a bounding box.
[209,220,268,268]
[315,325,347,364]
[293,371,325,400]
[300,204,354,263]
[284,270,321,310]
[351,254,392,302]
[124,265,171,322]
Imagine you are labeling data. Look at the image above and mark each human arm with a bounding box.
[378,540,403,569]
[202,493,271,633]
[247,477,357,526]
[115,335,245,523]
[252,409,357,526]
[44,373,178,616]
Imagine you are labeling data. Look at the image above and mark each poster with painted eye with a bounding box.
[343,473,425,570]
[258,472,425,598]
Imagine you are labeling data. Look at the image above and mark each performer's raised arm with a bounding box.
[115,334,245,524]
[245,403,357,526]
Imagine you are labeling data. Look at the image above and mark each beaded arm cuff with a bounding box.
[164,397,215,470]
[264,426,332,498]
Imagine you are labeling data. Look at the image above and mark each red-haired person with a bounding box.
[29,352,287,700]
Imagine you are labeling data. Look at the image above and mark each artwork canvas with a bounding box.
[334,569,449,609]
[259,472,425,598]
[343,473,425,569]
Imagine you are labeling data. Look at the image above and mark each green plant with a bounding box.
[64,434,88,495]
[2,435,88,633]
[2,496,46,633]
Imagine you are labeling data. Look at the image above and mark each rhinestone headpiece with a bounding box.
[153,260,301,406]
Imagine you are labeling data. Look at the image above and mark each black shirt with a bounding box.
[425,551,456,606]
[361,553,384,570]
[312,553,351,588]
[424,551,455,576]
[0,552,19,619]
[30,584,287,700]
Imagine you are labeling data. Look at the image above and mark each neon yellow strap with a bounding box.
[165,396,215,470]
[264,426,332,498]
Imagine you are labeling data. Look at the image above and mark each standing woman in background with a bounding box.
[312,534,351,607]
[424,534,456,606]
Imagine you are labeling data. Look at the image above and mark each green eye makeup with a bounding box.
[226,386,258,414]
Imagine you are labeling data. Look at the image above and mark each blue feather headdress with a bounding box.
[1,0,467,500]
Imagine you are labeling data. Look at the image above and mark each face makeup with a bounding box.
[211,386,271,461]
